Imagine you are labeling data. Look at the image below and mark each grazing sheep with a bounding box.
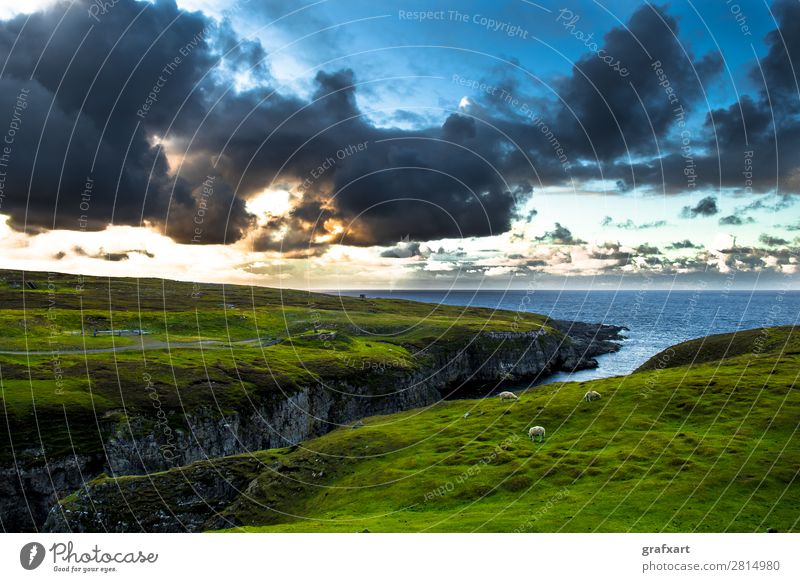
[528,426,546,442]
[583,390,602,402]
[498,391,519,400]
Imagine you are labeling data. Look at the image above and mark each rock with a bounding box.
[23,320,625,533]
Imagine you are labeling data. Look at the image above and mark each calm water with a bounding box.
[337,289,800,385]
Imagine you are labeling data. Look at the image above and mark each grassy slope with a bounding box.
[62,326,800,532]
[0,270,551,463]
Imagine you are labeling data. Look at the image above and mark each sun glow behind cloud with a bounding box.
[245,189,293,226]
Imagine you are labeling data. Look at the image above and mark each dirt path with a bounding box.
[0,337,281,356]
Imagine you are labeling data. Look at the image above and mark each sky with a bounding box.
[0,0,798,290]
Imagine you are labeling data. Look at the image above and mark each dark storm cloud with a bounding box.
[737,195,796,214]
[474,2,796,198]
[244,0,736,233]
[590,241,631,263]
[713,194,792,227]
[636,244,661,255]
[718,215,754,226]
[442,114,477,141]
[681,196,718,218]
[380,240,426,258]
[550,4,722,177]
[537,0,800,198]
[0,0,531,250]
[637,0,800,195]
[759,233,789,246]
[717,242,800,272]
[69,246,154,261]
[0,0,243,242]
[666,239,699,250]
[1,0,798,254]
[536,223,583,245]
[614,180,631,193]
[601,216,667,230]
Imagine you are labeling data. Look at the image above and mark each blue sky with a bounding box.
[0,0,797,289]
[209,1,777,108]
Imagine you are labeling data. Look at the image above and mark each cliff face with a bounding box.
[104,324,623,474]
[4,322,624,532]
[0,454,102,532]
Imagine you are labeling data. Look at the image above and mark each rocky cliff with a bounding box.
[5,321,624,532]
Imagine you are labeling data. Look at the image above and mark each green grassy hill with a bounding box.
[0,269,554,465]
[50,326,800,533]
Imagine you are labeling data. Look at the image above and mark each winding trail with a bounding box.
[0,337,281,356]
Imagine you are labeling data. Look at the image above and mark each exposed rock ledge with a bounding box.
[6,320,624,532]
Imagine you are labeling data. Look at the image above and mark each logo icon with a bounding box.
[20,542,46,570]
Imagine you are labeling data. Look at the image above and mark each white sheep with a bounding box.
[583,390,602,402]
[497,391,519,400]
[528,426,546,442]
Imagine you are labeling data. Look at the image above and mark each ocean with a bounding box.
[336,289,800,385]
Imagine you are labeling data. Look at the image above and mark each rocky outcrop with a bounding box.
[0,454,102,531]
[7,321,624,532]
